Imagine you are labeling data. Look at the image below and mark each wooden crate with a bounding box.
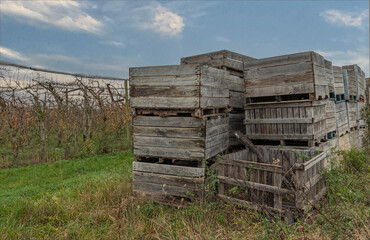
[217,148,327,213]
[181,50,255,76]
[133,115,229,161]
[324,60,334,95]
[244,101,327,147]
[244,51,329,103]
[326,100,348,138]
[325,100,336,136]
[130,64,230,110]
[347,101,366,129]
[132,162,205,201]
[333,66,345,95]
[342,64,366,101]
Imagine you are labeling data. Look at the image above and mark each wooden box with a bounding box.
[181,50,255,76]
[244,101,327,147]
[325,100,349,138]
[133,162,205,201]
[217,148,327,213]
[244,51,329,103]
[342,65,366,101]
[333,66,345,95]
[133,115,229,161]
[130,64,230,111]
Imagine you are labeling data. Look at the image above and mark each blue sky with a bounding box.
[0,0,369,78]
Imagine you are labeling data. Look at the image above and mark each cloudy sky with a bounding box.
[0,0,369,78]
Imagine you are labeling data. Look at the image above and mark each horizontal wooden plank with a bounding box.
[130,86,199,97]
[134,146,204,159]
[130,75,199,86]
[206,123,229,138]
[245,72,314,87]
[130,65,199,77]
[131,97,199,109]
[219,158,283,173]
[244,51,312,69]
[218,176,293,195]
[134,126,205,139]
[133,161,205,177]
[200,97,228,108]
[245,62,313,80]
[134,136,205,150]
[133,171,204,189]
[201,86,229,98]
[206,116,229,128]
[134,116,204,128]
[244,118,317,124]
[245,100,327,109]
[132,181,202,198]
[245,82,314,98]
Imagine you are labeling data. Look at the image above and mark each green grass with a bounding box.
[0,150,369,239]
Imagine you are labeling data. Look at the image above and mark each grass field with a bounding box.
[0,150,369,239]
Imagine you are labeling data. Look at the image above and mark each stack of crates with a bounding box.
[243,51,329,148]
[130,64,234,202]
[181,50,256,147]
[342,65,367,148]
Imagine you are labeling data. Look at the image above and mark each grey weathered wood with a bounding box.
[234,131,265,163]
[134,116,204,128]
[130,64,200,77]
[134,146,204,160]
[133,162,205,177]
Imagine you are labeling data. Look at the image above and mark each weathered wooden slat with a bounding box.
[131,97,200,109]
[218,176,293,195]
[133,126,205,139]
[244,52,312,69]
[133,136,205,149]
[220,159,283,173]
[130,75,200,86]
[132,181,202,198]
[130,65,200,77]
[133,116,204,128]
[133,162,205,177]
[133,171,204,189]
[130,86,199,97]
[245,62,313,79]
[134,146,204,159]
[245,83,314,98]
[200,86,228,98]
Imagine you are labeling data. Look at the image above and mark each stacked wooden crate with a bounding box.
[342,65,367,148]
[181,50,256,147]
[243,51,328,148]
[130,64,233,201]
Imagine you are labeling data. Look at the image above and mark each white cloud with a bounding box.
[0,1,103,34]
[0,47,29,62]
[134,3,185,37]
[316,48,369,76]
[100,41,125,48]
[320,9,369,27]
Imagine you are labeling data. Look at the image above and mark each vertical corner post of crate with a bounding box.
[294,162,305,210]
[273,166,283,210]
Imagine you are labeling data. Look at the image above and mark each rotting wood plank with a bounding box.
[133,162,205,177]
